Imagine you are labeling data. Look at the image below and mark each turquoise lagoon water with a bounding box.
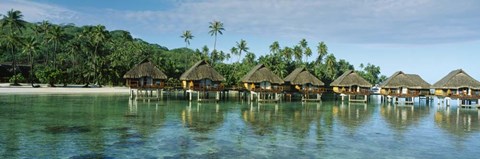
[1,94,480,158]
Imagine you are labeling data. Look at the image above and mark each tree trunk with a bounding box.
[30,52,34,87]
[213,33,217,51]
[12,46,18,85]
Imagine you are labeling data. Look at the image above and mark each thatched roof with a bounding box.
[330,70,372,87]
[123,59,167,79]
[241,64,284,84]
[432,69,480,89]
[180,60,225,81]
[284,67,324,86]
[380,71,430,89]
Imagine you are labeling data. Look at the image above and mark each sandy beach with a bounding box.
[0,83,130,94]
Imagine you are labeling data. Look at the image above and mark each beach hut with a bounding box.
[180,60,225,101]
[284,67,325,102]
[331,70,372,102]
[432,69,480,107]
[241,64,284,102]
[123,59,167,100]
[380,71,431,104]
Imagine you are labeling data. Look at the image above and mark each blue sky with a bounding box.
[2,0,480,84]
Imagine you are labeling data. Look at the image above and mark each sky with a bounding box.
[1,0,480,84]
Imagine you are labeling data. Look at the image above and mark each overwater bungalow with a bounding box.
[331,70,372,102]
[432,69,480,107]
[284,67,325,102]
[241,64,284,102]
[380,71,431,104]
[180,60,225,102]
[123,59,167,100]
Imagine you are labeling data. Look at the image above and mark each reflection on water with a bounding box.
[435,107,480,138]
[1,95,480,158]
[181,102,224,133]
[241,103,325,137]
[333,102,374,132]
[381,104,431,133]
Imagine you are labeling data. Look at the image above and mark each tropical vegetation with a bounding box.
[0,9,386,88]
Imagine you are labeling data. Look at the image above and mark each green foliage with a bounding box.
[9,74,25,83]
[0,9,387,88]
[35,66,60,86]
[357,63,382,84]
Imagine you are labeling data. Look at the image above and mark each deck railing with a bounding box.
[299,88,325,94]
[129,83,165,89]
[190,85,224,91]
[252,87,283,93]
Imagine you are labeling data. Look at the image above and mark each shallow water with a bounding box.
[0,94,479,158]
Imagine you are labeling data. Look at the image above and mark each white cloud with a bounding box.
[0,0,80,24]
[2,0,479,45]
[108,0,480,44]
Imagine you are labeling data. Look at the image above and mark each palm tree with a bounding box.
[208,20,225,51]
[325,54,337,81]
[235,39,248,63]
[304,47,312,63]
[34,21,52,65]
[316,41,328,64]
[269,41,280,55]
[201,45,209,61]
[244,52,256,64]
[90,25,110,86]
[47,25,65,69]
[299,39,311,63]
[1,9,26,85]
[230,47,238,57]
[22,37,39,87]
[281,46,293,61]
[180,30,194,48]
[293,45,302,63]
[180,30,194,70]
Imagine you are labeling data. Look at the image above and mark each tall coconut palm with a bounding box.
[299,39,311,63]
[91,25,110,86]
[22,37,39,87]
[47,25,65,69]
[201,45,209,61]
[180,30,194,70]
[316,41,328,64]
[304,47,312,63]
[180,30,194,48]
[325,54,337,81]
[1,9,26,85]
[293,45,302,64]
[208,20,225,51]
[34,21,52,65]
[281,46,293,61]
[235,39,248,64]
[269,41,280,55]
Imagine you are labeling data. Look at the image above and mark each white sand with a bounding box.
[0,83,130,94]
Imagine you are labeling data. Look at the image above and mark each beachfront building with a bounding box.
[241,64,284,102]
[380,71,431,104]
[180,60,225,102]
[432,69,480,107]
[331,70,372,102]
[284,67,325,102]
[123,59,167,100]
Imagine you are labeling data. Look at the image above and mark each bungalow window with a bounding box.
[200,78,212,87]
[260,81,271,90]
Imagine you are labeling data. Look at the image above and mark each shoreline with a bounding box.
[0,83,130,94]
